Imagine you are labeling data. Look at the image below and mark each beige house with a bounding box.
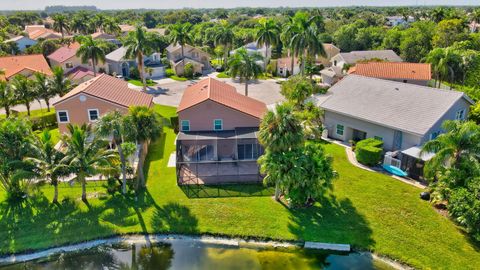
[25,25,62,40]
[53,74,153,133]
[166,44,211,76]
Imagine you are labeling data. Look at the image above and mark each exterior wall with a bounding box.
[167,45,211,74]
[174,61,203,76]
[323,110,423,151]
[317,46,341,67]
[330,54,346,68]
[50,56,107,74]
[54,94,128,133]
[178,100,261,132]
[107,59,137,77]
[277,64,300,77]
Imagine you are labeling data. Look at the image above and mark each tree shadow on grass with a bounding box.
[151,202,199,234]
[179,183,275,198]
[287,194,375,250]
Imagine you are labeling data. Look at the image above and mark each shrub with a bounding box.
[170,116,179,133]
[165,68,175,77]
[355,138,383,166]
[184,63,194,79]
[129,67,139,79]
[30,113,57,131]
[217,72,230,78]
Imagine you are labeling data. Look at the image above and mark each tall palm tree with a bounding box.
[258,103,304,200]
[425,48,460,88]
[124,26,152,92]
[52,14,70,38]
[103,18,121,36]
[281,17,296,76]
[124,106,162,189]
[228,48,263,96]
[27,130,67,203]
[0,81,16,117]
[10,75,35,116]
[212,21,235,68]
[50,66,73,97]
[71,12,91,34]
[62,124,117,203]
[76,36,106,77]
[168,23,193,74]
[33,72,52,112]
[95,111,129,194]
[256,18,279,70]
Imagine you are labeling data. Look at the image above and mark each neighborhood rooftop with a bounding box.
[106,46,130,62]
[0,54,52,80]
[349,62,432,81]
[177,77,267,119]
[47,43,81,63]
[53,74,153,108]
[319,75,472,136]
[338,50,403,64]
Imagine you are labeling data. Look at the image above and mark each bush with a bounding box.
[184,63,194,79]
[129,67,140,79]
[30,113,57,131]
[165,68,175,77]
[170,116,179,133]
[355,138,383,166]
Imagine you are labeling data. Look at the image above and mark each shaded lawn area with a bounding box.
[127,79,156,87]
[0,105,479,269]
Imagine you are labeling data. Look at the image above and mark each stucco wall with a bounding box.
[50,56,107,74]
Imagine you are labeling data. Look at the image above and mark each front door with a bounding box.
[393,130,403,150]
[352,129,367,142]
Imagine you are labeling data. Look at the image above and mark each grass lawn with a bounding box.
[216,72,230,78]
[0,104,479,269]
[127,79,156,87]
[0,108,55,119]
[169,75,189,82]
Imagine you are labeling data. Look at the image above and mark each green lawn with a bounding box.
[0,108,55,119]
[169,75,189,81]
[127,79,156,87]
[0,104,479,269]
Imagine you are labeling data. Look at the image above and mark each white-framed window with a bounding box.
[57,110,69,123]
[88,109,99,122]
[336,124,344,136]
[213,119,223,131]
[65,62,73,69]
[181,120,190,131]
[455,109,465,120]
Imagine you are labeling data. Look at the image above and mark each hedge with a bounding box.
[170,116,179,133]
[355,138,383,166]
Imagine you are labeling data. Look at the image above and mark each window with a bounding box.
[88,109,99,121]
[237,144,263,160]
[181,120,190,131]
[57,111,69,123]
[336,124,344,136]
[182,144,214,161]
[213,119,223,131]
[65,62,73,68]
[455,109,465,120]
[374,136,383,141]
[333,60,338,66]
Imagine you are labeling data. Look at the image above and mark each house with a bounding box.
[330,50,403,69]
[48,42,106,75]
[277,43,340,77]
[3,36,37,52]
[166,44,212,76]
[231,42,271,69]
[469,21,480,33]
[25,25,62,40]
[91,32,121,46]
[385,16,414,27]
[53,74,153,134]
[176,78,267,185]
[65,66,96,84]
[119,24,136,36]
[0,54,52,81]
[320,66,344,85]
[106,46,165,79]
[348,62,432,86]
[318,75,473,152]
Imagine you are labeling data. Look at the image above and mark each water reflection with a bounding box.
[1,240,393,270]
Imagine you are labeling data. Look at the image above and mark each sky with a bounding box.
[1,0,478,10]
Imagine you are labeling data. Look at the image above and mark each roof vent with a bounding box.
[395,87,399,91]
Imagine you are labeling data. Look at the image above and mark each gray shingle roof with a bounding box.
[338,50,402,64]
[106,47,131,62]
[319,75,471,136]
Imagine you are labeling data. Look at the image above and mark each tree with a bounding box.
[124,26,152,92]
[168,22,193,74]
[62,124,117,203]
[0,81,15,117]
[228,48,263,96]
[95,111,130,194]
[50,66,73,97]
[399,21,435,62]
[212,21,235,69]
[256,18,279,70]
[280,75,319,108]
[27,130,67,203]
[425,48,461,88]
[124,106,162,189]
[102,18,121,36]
[76,35,106,77]
[433,19,469,48]
[52,14,70,38]
[11,75,35,116]
[32,72,53,112]
[382,28,404,54]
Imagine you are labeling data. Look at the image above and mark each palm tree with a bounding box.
[168,23,193,74]
[103,18,121,36]
[124,26,152,92]
[228,48,263,96]
[0,81,16,117]
[76,36,106,77]
[62,124,117,203]
[71,12,91,34]
[258,103,304,200]
[50,66,73,97]
[425,48,460,88]
[281,17,296,76]
[10,75,35,116]
[33,72,53,112]
[52,14,70,38]
[124,106,162,189]
[95,111,129,194]
[256,18,279,70]
[27,130,67,203]
[212,21,235,68]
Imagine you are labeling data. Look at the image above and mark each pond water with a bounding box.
[0,240,395,270]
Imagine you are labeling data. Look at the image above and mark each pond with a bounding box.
[0,240,395,270]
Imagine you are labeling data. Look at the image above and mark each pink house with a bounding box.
[176,78,267,185]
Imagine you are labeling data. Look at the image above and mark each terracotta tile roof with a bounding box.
[65,66,95,81]
[277,57,299,67]
[0,54,53,80]
[47,42,81,63]
[119,25,135,32]
[28,28,62,40]
[177,78,267,119]
[53,74,153,108]
[349,62,432,81]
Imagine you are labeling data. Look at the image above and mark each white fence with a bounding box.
[383,155,401,168]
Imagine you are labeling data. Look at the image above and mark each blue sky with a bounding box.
[2,0,478,10]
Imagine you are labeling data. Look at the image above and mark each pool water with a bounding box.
[0,240,395,270]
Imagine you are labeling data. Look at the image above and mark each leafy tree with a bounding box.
[62,124,117,203]
[124,26,152,91]
[382,28,404,54]
[0,80,16,117]
[256,18,279,70]
[212,21,235,69]
[280,75,319,108]
[168,23,193,74]
[354,26,386,50]
[433,19,469,48]
[76,35,107,77]
[52,14,70,38]
[10,75,34,116]
[399,21,435,62]
[124,106,162,189]
[333,20,367,52]
[102,18,121,36]
[228,48,263,96]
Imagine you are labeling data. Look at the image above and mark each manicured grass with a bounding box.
[0,108,55,119]
[216,72,230,78]
[211,59,223,66]
[169,75,189,81]
[127,79,156,87]
[33,128,61,144]
[0,104,479,269]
